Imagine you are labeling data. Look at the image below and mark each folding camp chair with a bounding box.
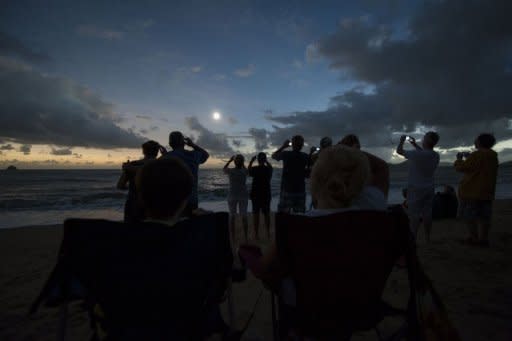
[30,212,233,341]
[270,206,420,340]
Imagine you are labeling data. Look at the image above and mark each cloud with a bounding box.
[19,144,31,155]
[51,147,73,156]
[305,43,320,63]
[139,129,148,135]
[185,116,234,156]
[0,144,14,150]
[234,64,255,77]
[228,116,238,125]
[73,153,83,159]
[77,25,124,40]
[191,66,202,73]
[135,114,152,120]
[0,57,144,148]
[265,1,512,150]
[213,74,227,81]
[0,32,50,63]
[248,128,269,150]
[292,59,304,69]
[150,126,159,131]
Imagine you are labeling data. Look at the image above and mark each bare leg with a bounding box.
[466,220,478,241]
[230,214,236,244]
[423,216,432,243]
[264,212,271,239]
[479,221,491,242]
[253,212,260,240]
[242,214,249,242]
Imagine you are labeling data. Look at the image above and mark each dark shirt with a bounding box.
[161,149,209,205]
[249,165,273,199]
[273,150,309,193]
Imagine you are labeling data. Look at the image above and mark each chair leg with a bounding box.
[270,293,279,341]
[57,302,68,341]
[227,281,235,332]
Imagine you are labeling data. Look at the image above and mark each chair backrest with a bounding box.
[275,208,409,336]
[32,212,232,338]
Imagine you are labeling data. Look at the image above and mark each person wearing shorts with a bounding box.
[248,152,273,239]
[272,135,310,214]
[397,132,440,241]
[224,154,249,242]
[455,133,498,247]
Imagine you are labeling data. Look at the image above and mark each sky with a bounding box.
[1,0,511,168]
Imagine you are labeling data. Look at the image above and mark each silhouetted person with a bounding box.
[397,132,440,242]
[432,185,458,220]
[223,154,249,242]
[248,152,273,239]
[160,131,209,216]
[339,134,390,198]
[272,135,310,213]
[117,140,161,223]
[308,136,332,166]
[455,133,499,247]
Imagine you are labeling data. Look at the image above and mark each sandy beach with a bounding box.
[1,200,511,340]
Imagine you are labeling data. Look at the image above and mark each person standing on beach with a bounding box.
[160,131,209,216]
[248,152,273,239]
[224,154,249,242]
[272,135,310,213]
[397,132,440,241]
[117,140,162,223]
[454,133,499,247]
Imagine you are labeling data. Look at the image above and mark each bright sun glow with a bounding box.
[212,111,221,120]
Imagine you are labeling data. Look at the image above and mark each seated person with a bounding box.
[136,158,229,338]
[432,185,458,220]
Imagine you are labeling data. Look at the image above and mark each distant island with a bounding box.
[6,165,17,170]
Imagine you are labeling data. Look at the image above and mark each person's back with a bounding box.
[280,150,309,193]
[249,164,272,198]
[456,149,498,201]
[404,149,440,189]
[160,131,209,214]
[226,167,248,201]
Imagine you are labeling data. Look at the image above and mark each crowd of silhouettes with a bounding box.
[118,130,499,246]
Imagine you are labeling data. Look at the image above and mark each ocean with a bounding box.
[1,165,511,229]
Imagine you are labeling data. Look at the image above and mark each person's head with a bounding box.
[339,134,361,149]
[257,152,267,165]
[475,133,496,149]
[142,140,160,159]
[291,135,304,151]
[319,136,333,149]
[422,131,439,149]
[136,158,193,220]
[234,154,245,168]
[169,131,185,150]
[310,145,370,209]
[443,185,455,194]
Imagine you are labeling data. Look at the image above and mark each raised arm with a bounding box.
[185,137,210,163]
[223,155,235,174]
[248,156,256,170]
[396,135,406,156]
[454,153,478,173]
[409,137,422,151]
[116,164,129,190]
[271,139,290,161]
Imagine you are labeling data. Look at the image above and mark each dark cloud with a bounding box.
[0,32,50,63]
[264,0,512,149]
[139,129,148,135]
[0,57,144,148]
[0,144,14,150]
[19,144,31,155]
[50,147,73,156]
[248,128,269,150]
[185,116,234,156]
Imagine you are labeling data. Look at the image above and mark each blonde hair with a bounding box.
[310,145,370,208]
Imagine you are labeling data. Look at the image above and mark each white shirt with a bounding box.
[403,149,440,189]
